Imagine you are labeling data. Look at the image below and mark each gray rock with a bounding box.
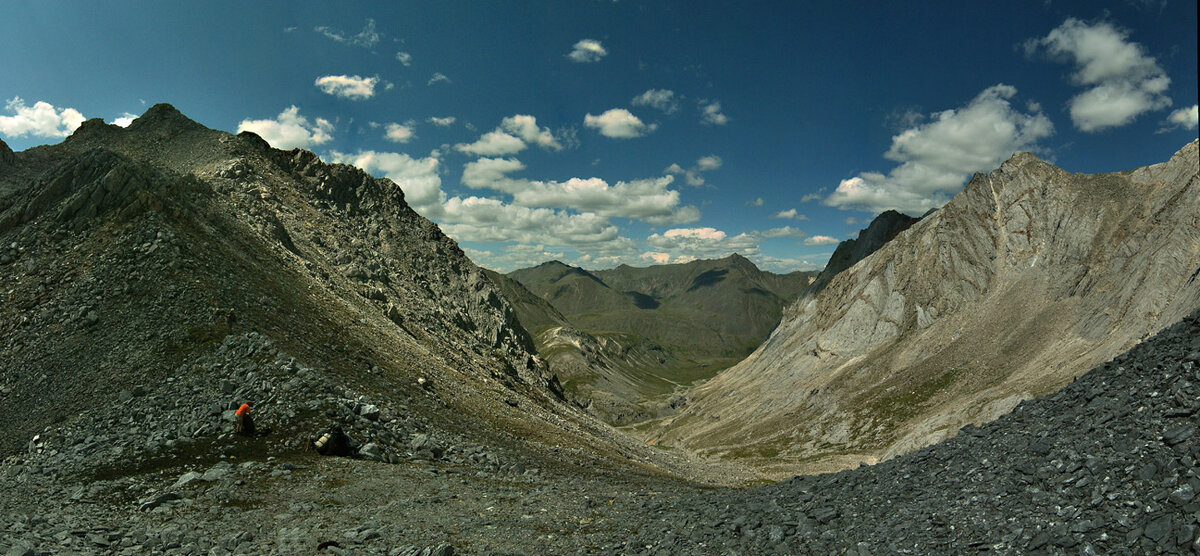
[360,443,383,460]
[1143,515,1172,543]
[138,492,181,511]
[359,404,381,421]
[172,471,203,489]
[1169,483,1195,504]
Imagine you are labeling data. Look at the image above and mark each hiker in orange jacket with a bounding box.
[235,403,255,436]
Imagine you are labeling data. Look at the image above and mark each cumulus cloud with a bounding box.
[825,84,1053,213]
[428,116,456,127]
[395,51,412,66]
[699,100,728,125]
[314,19,380,48]
[645,227,759,263]
[315,75,380,100]
[109,112,138,127]
[747,197,764,207]
[330,150,443,213]
[632,89,680,114]
[760,226,808,238]
[770,208,808,220]
[585,108,656,139]
[695,155,723,171]
[455,130,526,156]
[237,106,333,150]
[1161,105,1198,131]
[567,39,607,63]
[0,97,85,139]
[642,252,672,264]
[460,157,696,223]
[427,73,451,86]
[802,235,840,246]
[384,122,415,143]
[440,196,635,251]
[1026,18,1171,132]
[500,115,563,151]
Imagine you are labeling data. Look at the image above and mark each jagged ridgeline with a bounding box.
[655,141,1200,477]
[0,104,651,465]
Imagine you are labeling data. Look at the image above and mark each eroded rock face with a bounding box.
[657,141,1200,476]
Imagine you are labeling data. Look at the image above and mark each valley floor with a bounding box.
[3,313,1199,555]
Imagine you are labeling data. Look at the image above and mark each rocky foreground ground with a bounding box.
[2,311,1197,554]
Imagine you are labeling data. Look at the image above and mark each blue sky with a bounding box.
[1,1,1196,272]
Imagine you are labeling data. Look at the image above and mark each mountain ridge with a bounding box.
[0,103,740,482]
[654,141,1200,476]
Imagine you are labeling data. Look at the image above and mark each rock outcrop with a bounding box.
[656,141,1200,476]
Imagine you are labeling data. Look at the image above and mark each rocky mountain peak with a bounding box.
[123,103,207,136]
[655,141,1200,476]
[0,104,594,464]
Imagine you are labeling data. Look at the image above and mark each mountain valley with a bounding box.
[0,107,1197,554]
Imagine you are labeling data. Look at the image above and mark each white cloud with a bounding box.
[314,19,380,48]
[396,51,412,66]
[0,97,85,139]
[645,227,760,262]
[440,196,632,249]
[825,84,1053,214]
[643,252,672,264]
[632,89,680,114]
[585,108,656,139]
[330,150,443,213]
[384,122,415,143]
[1027,18,1171,132]
[770,208,808,220]
[699,100,728,125]
[460,157,695,223]
[461,157,527,188]
[314,75,380,100]
[760,226,807,238]
[1162,105,1199,131]
[695,155,723,171]
[747,197,764,207]
[803,235,840,246]
[109,112,138,127]
[500,114,563,151]
[567,39,607,63]
[236,106,333,150]
[428,116,456,127]
[455,130,526,156]
[800,191,825,203]
[427,73,451,86]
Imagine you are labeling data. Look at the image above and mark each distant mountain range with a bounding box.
[494,255,817,423]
